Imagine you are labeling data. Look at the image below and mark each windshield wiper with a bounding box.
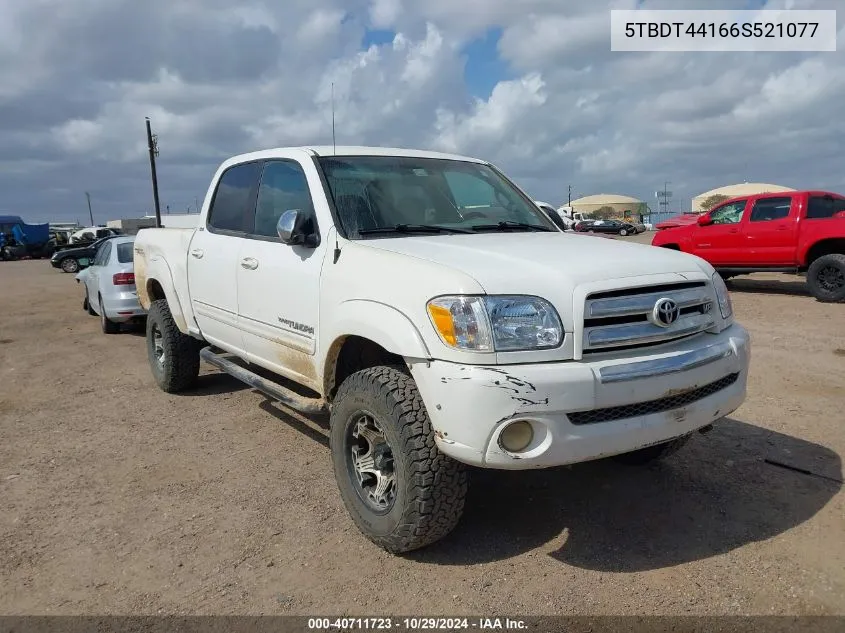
[470,221,553,232]
[358,224,473,235]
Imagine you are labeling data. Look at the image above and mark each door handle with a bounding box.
[240,257,259,270]
[776,226,789,231]
[190,249,204,259]
[729,229,738,233]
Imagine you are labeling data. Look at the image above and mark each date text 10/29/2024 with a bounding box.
[308,618,527,630]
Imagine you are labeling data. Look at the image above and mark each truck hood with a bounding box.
[359,232,710,297]
[656,213,700,229]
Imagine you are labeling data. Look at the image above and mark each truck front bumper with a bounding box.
[409,324,750,470]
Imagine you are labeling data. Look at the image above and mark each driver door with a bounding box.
[692,199,748,265]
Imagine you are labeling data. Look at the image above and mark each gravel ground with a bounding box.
[1,243,843,615]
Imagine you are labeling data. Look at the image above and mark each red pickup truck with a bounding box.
[652,190,845,302]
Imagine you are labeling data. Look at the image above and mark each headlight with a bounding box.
[427,295,563,352]
[711,272,733,320]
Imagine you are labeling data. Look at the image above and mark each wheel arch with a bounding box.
[138,258,190,334]
[322,301,431,402]
[803,238,845,267]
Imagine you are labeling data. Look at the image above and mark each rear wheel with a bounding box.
[330,365,467,554]
[807,253,845,303]
[100,296,120,334]
[145,299,201,393]
[612,435,691,465]
[60,258,79,273]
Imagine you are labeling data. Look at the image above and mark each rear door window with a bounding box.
[807,195,845,219]
[94,242,111,266]
[749,197,793,222]
[207,161,263,233]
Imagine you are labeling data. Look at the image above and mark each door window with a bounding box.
[807,195,845,219]
[252,161,316,238]
[709,200,747,225]
[93,242,111,266]
[749,197,792,222]
[207,161,263,233]
[116,241,135,263]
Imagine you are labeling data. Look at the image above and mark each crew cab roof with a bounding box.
[221,145,487,168]
[714,189,843,207]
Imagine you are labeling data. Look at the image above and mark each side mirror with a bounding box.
[697,214,713,226]
[277,210,320,248]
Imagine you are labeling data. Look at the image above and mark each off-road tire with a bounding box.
[612,434,692,465]
[806,253,845,303]
[60,258,79,273]
[330,365,467,554]
[100,296,120,334]
[145,299,201,393]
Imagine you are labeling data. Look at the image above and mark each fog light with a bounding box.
[499,420,534,453]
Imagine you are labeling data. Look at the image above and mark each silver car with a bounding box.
[76,235,146,333]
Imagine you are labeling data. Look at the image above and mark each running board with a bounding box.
[200,347,327,415]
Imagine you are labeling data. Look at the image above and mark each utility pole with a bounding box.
[656,180,672,216]
[568,185,572,206]
[146,117,162,228]
[84,192,94,225]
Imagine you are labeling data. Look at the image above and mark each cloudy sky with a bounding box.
[1,0,843,223]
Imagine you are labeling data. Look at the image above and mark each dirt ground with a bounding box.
[2,241,844,616]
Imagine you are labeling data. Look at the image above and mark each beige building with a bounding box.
[569,194,648,220]
[691,183,795,212]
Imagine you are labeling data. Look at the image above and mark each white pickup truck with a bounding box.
[134,145,750,554]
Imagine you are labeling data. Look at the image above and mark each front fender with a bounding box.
[323,299,431,360]
[320,300,432,396]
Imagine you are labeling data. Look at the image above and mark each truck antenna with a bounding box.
[331,82,337,154]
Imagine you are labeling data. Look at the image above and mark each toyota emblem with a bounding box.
[651,298,680,327]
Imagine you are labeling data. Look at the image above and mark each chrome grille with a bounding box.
[567,372,740,425]
[583,281,716,353]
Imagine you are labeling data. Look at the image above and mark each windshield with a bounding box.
[317,156,557,238]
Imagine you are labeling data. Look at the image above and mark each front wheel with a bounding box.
[330,365,467,554]
[806,253,845,303]
[612,435,691,465]
[145,299,202,392]
[83,289,96,315]
[60,258,79,273]
[619,228,628,236]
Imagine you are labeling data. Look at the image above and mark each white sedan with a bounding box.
[76,235,146,333]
